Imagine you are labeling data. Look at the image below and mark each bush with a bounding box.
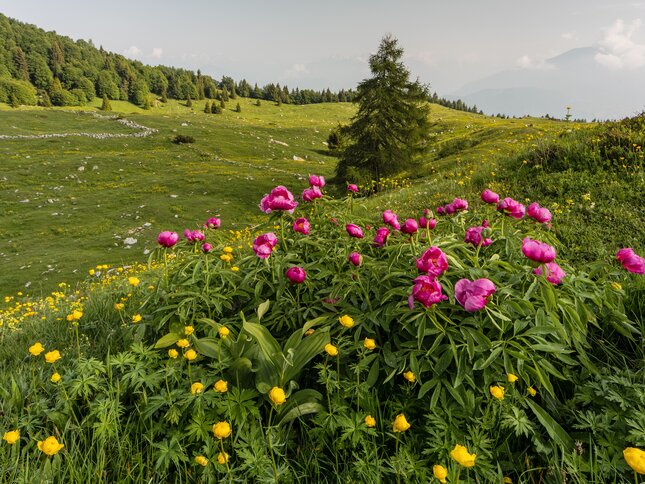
[0,78,37,105]
[172,134,195,144]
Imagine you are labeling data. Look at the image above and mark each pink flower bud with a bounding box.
[308,175,326,188]
[285,267,307,284]
[401,218,419,235]
[293,217,310,235]
[346,224,364,238]
[455,278,496,312]
[157,231,179,248]
[481,189,500,204]
[347,184,358,193]
[348,252,363,266]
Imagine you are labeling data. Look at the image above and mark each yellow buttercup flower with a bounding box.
[220,254,233,262]
[450,444,476,467]
[37,436,64,456]
[490,385,505,400]
[364,338,376,350]
[365,415,376,427]
[269,387,287,406]
[195,455,208,466]
[339,314,354,328]
[132,314,142,323]
[51,372,61,383]
[191,382,204,394]
[72,309,83,320]
[177,339,190,348]
[231,266,240,272]
[393,414,411,433]
[433,464,448,483]
[29,342,45,356]
[2,430,20,445]
[214,379,228,393]
[527,386,537,397]
[218,326,230,339]
[403,371,416,383]
[507,373,519,383]
[324,343,338,356]
[44,350,61,364]
[217,451,230,464]
[168,349,178,358]
[184,349,197,361]
[212,421,232,440]
[128,277,140,286]
[223,246,234,254]
[89,269,95,276]
[114,303,124,311]
[184,325,194,336]
[624,447,645,474]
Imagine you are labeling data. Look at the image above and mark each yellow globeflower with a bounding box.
[624,447,645,474]
[364,338,376,350]
[507,373,519,383]
[217,451,230,465]
[2,430,20,445]
[29,342,45,356]
[490,385,505,400]
[184,325,194,336]
[231,266,240,272]
[324,343,338,357]
[393,414,411,433]
[403,371,416,383]
[191,382,204,394]
[212,421,232,440]
[184,349,197,361]
[269,387,287,406]
[450,444,476,467]
[89,269,95,276]
[223,246,234,254]
[338,315,354,328]
[44,350,61,364]
[128,277,140,287]
[37,436,64,456]
[195,455,209,466]
[168,349,178,358]
[132,314,142,323]
[114,303,125,311]
[177,339,190,348]
[72,309,83,320]
[433,464,448,483]
[365,415,376,428]
[527,387,537,397]
[220,254,233,262]
[218,326,230,339]
[214,379,228,393]
[51,372,61,383]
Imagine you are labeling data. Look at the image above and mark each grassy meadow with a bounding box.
[0,98,568,296]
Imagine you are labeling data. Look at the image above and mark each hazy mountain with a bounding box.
[450,47,645,120]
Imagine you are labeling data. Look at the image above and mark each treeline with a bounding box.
[0,13,354,108]
[428,91,483,115]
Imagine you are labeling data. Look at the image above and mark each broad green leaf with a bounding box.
[192,337,221,358]
[526,399,573,451]
[154,333,180,349]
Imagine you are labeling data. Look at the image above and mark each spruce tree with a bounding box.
[235,102,241,113]
[222,86,229,102]
[220,99,225,109]
[186,96,192,107]
[101,94,112,111]
[204,100,211,113]
[255,99,261,107]
[230,82,237,99]
[336,35,430,186]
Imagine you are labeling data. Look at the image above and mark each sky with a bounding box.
[1,0,645,97]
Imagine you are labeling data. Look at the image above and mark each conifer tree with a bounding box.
[222,86,229,102]
[101,94,112,111]
[336,35,430,186]
[255,99,261,107]
[186,95,192,107]
[235,102,241,113]
[220,99,225,109]
[204,100,211,113]
[13,47,30,82]
[230,82,237,99]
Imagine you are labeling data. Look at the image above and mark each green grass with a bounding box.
[0,98,569,296]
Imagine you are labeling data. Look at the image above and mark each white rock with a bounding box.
[124,237,137,246]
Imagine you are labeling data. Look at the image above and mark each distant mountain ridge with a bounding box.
[451,46,645,120]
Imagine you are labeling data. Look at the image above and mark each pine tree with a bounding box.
[255,99,261,107]
[336,35,430,186]
[235,102,241,113]
[13,47,30,82]
[101,94,112,111]
[230,82,237,99]
[186,96,192,107]
[204,100,211,113]
[222,86,229,102]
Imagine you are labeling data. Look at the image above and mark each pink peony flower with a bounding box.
[347,184,358,193]
[527,202,552,224]
[302,186,323,202]
[285,267,307,284]
[401,218,419,235]
[202,243,213,253]
[259,186,298,214]
[348,252,363,266]
[382,210,401,230]
[436,206,445,215]
[253,233,278,259]
[157,231,179,248]
[205,217,221,229]
[497,197,526,219]
[409,275,448,309]
[452,198,469,211]
[616,248,645,274]
[184,229,205,242]
[464,226,492,247]
[308,175,325,188]
[293,217,310,235]
[533,262,566,284]
[346,224,364,238]
[481,189,500,204]
[416,246,449,277]
[419,217,437,229]
[522,238,556,263]
[455,278,496,312]
[373,227,390,247]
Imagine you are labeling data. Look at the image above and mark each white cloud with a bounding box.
[562,31,577,40]
[124,45,142,57]
[408,50,433,66]
[284,63,309,78]
[595,19,645,69]
[515,55,554,70]
[151,47,163,59]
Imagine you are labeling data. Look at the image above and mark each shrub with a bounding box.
[172,134,195,144]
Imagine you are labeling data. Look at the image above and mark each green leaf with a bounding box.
[283,328,330,384]
[192,337,221,358]
[154,333,180,349]
[243,321,282,361]
[526,399,574,451]
[257,300,271,321]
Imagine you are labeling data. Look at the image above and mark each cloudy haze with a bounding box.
[2,0,645,118]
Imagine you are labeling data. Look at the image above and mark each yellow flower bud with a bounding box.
[403,371,416,383]
[214,379,228,393]
[51,372,61,383]
[218,326,230,339]
[194,455,208,466]
[223,246,234,254]
[507,373,519,383]
[490,385,505,400]
[269,386,287,406]
[217,451,230,465]
[114,303,124,311]
[393,414,410,433]
[191,382,204,394]
[324,343,338,357]
[29,342,45,356]
[2,430,20,445]
[132,314,142,323]
[527,386,537,397]
[212,421,232,440]
[433,464,448,483]
[37,436,64,456]
[184,325,194,336]
[177,339,190,348]
[128,277,140,286]
[364,338,376,350]
[184,349,197,361]
[44,350,61,364]
[364,415,376,428]
[338,314,354,328]
[450,444,476,467]
[624,447,645,474]
[168,349,178,359]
